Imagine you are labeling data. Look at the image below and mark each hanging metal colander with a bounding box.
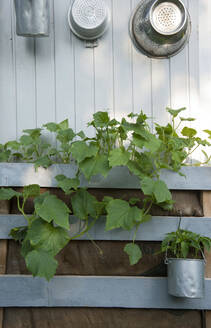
[68,0,110,40]
[129,0,191,58]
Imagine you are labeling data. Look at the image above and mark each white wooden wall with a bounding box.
[0,0,210,148]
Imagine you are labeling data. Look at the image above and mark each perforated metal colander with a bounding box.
[68,0,110,40]
[129,0,191,58]
[150,1,186,35]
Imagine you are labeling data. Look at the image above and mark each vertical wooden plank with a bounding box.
[94,0,113,117]
[12,6,36,137]
[151,58,170,126]
[53,0,75,128]
[73,39,95,137]
[170,0,189,111]
[201,191,211,328]
[199,0,211,136]
[35,0,56,127]
[0,0,17,142]
[131,0,152,118]
[0,200,10,328]
[112,0,133,120]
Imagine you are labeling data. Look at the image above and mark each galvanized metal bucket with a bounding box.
[14,0,50,37]
[166,258,205,298]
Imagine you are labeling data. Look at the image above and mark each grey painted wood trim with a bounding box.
[0,275,211,309]
[0,215,210,241]
[0,163,211,190]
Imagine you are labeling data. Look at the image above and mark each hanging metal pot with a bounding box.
[166,258,205,298]
[14,0,50,37]
[68,0,110,41]
[129,0,191,58]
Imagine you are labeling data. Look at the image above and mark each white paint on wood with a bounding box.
[1,214,211,241]
[1,275,211,309]
[0,0,206,160]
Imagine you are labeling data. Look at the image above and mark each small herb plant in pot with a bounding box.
[161,227,211,298]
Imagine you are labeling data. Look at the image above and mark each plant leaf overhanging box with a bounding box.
[14,0,50,37]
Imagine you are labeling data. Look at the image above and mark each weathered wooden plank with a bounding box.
[0,163,211,190]
[0,215,210,240]
[0,275,211,309]
[0,276,48,307]
[0,200,10,328]
[201,191,211,326]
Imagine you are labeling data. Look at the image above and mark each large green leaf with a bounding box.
[0,188,20,200]
[35,194,70,230]
[71,189,100,220]
[166,107,186,118]
[70,141,98,163]
[56,128,75,143]
[108,148,130,167]
[79,154,110,180]
[23,184,40,200]
[25,250,58,281]
[55,175,80,194]
[181,127,197,138]
[124,243,142,265]
[153,180,172,203]
[141,178,172,204]
[27,219,70,255]
[93,111,110,127]
[105,199,142,231]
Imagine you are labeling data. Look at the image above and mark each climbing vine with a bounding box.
[0,107,210,280]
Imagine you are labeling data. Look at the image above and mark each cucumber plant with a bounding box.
[0,107,209,280]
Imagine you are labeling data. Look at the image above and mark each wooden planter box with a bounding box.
[0,163,211,310]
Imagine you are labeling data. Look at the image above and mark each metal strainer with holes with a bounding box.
[129,0,191,58]
[68,0,110,41]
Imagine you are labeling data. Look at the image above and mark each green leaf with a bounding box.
[0,188,20,200]
[93,111,110,127]
[6,141,20,150]
[23,128,42,139]
[141,177,155,196]
[124,243,142,265]
[105,199,142,231]
[35,194,70,230]
[181,127,197,138]
[77,131,86,139]
[153,180,172,203]
[23,184,40,199]
[71,141,98,163]
[133,133,161,153]
[56,128,75,143]
[71,189,100,220]
[25,250,58,281]
[80,154,110,180]
[181,241,189,258]
[20,135,34,146]
[166,107,186,118]
[43,122,59,132]
[108,148,130,167]
[27,219,70,255]
[58,119,69,130]
[55,175,80,194]
[9,226,28,242]
[34,156,53,169]
[180,117,196,122]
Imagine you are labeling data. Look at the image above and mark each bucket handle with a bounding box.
[165,246,207,265]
